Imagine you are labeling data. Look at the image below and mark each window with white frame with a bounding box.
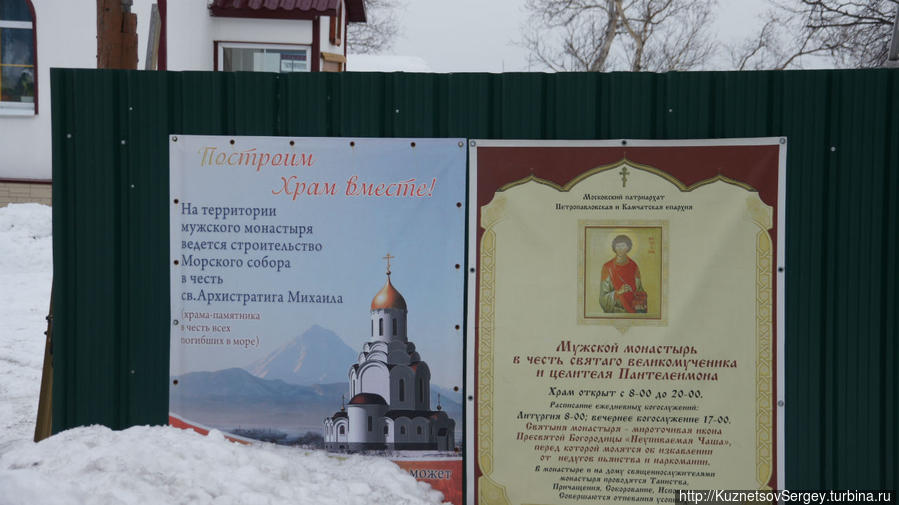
[0,0,35,114]
[218,42,310,73]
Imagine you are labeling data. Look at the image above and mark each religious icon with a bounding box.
[580,223,666,323]
[599,234,648,313]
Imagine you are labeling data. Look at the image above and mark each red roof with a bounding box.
[210,0,366,22]
[348,393,387,405]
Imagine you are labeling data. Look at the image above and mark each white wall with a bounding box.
[0,0,153,180]
[167,2,315,71]
[0,0,343,179]
[0,2,93,179]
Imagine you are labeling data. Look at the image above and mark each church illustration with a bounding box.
[322,256,456,452]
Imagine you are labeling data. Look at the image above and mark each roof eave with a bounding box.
[209,6,337,20]
[345,0,366,23]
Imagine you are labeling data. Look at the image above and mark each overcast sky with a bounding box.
[388,0,768,72]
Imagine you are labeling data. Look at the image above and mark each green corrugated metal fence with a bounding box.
[50,68,898,490]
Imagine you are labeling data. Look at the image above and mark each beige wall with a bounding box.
[0,182,51,207]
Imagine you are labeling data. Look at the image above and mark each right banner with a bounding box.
[466,139,786,505]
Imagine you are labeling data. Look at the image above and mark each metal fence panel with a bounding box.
[50,68,898,489]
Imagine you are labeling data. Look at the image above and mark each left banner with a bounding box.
[169,136,466,503]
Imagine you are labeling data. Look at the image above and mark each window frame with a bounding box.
[215,41,312,74]
[0,0,38,116]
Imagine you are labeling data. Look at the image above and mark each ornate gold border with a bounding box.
[748,196,775,489]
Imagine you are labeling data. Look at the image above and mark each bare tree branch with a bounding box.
[522,0,718,72]
[347,0,402,54]
[732,0,899,69]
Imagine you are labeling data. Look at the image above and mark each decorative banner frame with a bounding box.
[169,136,467,504]
[466,139,786,505]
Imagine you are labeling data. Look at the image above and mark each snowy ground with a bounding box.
[0,204,444,505]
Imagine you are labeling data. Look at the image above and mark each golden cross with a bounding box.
[383,253,395,274]
[620,166,630,188]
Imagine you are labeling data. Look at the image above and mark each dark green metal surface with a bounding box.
[51,68,898,490]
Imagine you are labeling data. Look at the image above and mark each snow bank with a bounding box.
[0,203,52,444]
[0,204,445,505]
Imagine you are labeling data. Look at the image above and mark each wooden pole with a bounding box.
[97,0,138,70]
[34,282,53,442]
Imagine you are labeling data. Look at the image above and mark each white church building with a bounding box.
[323,263,455,452]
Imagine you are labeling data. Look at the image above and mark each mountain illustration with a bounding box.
[244,325,357,385]
[170,368,463,438]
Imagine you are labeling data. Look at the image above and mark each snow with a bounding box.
[346,55,432,72]
[0,203,445,505]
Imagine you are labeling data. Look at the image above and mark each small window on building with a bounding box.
[399,379,405,402]
[339,426,345,435]
[416,426,422,435]
[392,318,397,336]
[400,426,406,435]
[383,426,388,435]
[218,42,310,73]
[419,379,424,403]
[368,416,373,432]
[0,0,36,115]
[379,318,383,336]
[371,319,373,336]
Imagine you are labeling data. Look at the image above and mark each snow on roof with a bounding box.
[346,55,432,73]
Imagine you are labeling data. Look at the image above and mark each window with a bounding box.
[383,426,388,435]
[400,426,406,435]
[339,426,345,435]
[379,318,383,336]
[399,379,405,402]
[416,426,422,435]
[0,0,35,114]
[392,318,397,336]
[217,42,310,73]
[367,416,373,432]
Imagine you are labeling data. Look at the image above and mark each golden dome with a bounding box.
[371,275,407,311]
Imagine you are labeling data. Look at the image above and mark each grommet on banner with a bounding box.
[470,140,476,147]
[410,142,416,148]
[455,325,460,330]
[230,139,235,145]
[780,138,787,144]
[173,199,179,204]
[172,136,178,142]
[456,202,462,208]
[467,395,474,401]
[173,320,179,325]
[458,141,464,148]
[453,386,459,392]
[777,401,784,407]
[621,140,628,146]
[454,264,460,269]
[289,140,295,147]
[173,259,179,265]
[469,267,475,273]
[350,141,355,147]
[173,380,179,385]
